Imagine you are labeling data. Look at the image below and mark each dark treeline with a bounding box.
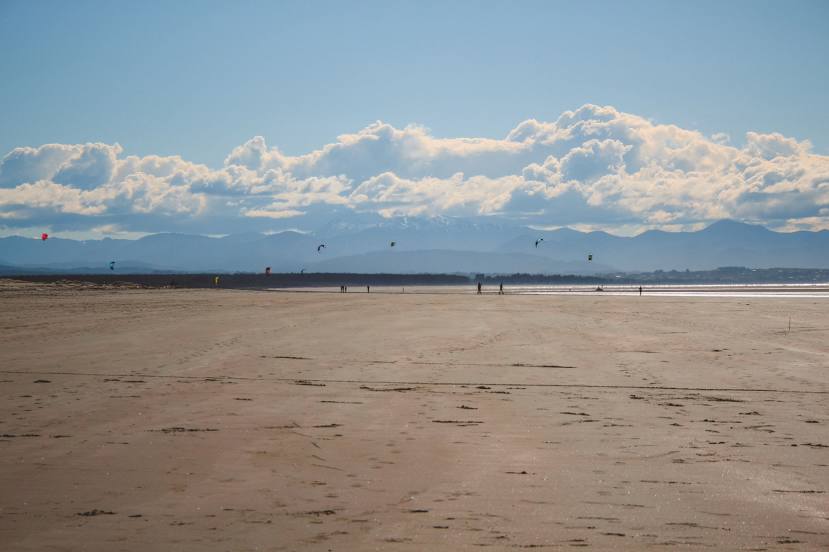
[7,266,829,289]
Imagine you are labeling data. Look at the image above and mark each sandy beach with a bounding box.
[0,280,827,551]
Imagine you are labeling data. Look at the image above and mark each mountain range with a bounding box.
[1,219,827,274]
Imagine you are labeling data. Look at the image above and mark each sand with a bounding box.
[0,280,827,550]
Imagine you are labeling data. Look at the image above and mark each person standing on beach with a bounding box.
[639,286,643,296]
[499,282,504,295]
[213,276,220,287]
[367,285,370,293]
[477,282,482,294]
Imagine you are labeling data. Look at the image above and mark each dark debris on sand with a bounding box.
[77,509,116,517]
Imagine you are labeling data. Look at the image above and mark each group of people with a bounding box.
[477,282,506,294]
[339,285,371,293]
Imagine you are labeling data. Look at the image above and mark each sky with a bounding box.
[1,0,828,239]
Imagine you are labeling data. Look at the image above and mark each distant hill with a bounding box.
[495,220,829,271]
[1,219,827,274]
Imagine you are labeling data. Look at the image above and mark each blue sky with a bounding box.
[3,0,828,162]
[1,0,828,238]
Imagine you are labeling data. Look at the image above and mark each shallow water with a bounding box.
[503,283,829,298]
[271,282,829,298]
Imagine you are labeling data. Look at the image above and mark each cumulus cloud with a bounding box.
[744,132,810,160]
[559,139,630,183]
[2,104,829,235]
[52,143,122,189]
[350,172,523,217]
[0,144,89,188]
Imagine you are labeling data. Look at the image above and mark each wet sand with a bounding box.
[0,280,827,550]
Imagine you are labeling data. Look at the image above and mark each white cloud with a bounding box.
[0,144,78,188]
[52,143,122,189]
[559,139,630,183]
[1,104,828,234]
[350,172,523,217]
[744,131,810,160]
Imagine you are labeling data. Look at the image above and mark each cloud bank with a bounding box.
[2,104,828,236]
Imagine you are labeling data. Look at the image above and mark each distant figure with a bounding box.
[214,276,220,287]
[169,279,177,288]
[265,266,271,275]
[317,244,326,253]
[367,285,370,293]
[535,238,544,248]
[639,286,643,296]
[340,285,344,293]
[477,282,482,295]
[499,282,504,295]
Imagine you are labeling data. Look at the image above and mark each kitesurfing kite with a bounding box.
[535,238,544,248]
[41,233,48,241]
[265,266,271,275]
[109,261,116,271]
[588,253,593,262]
[317,244,326,253]
[390,241,396,247]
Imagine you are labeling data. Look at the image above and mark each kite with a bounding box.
[265,267,271,275]
[109,261,116,271]
[588,253,593,262]
[535,238,544,248]
[317,244,326,253]
[390,241,396,247]
[41,233,48,241]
